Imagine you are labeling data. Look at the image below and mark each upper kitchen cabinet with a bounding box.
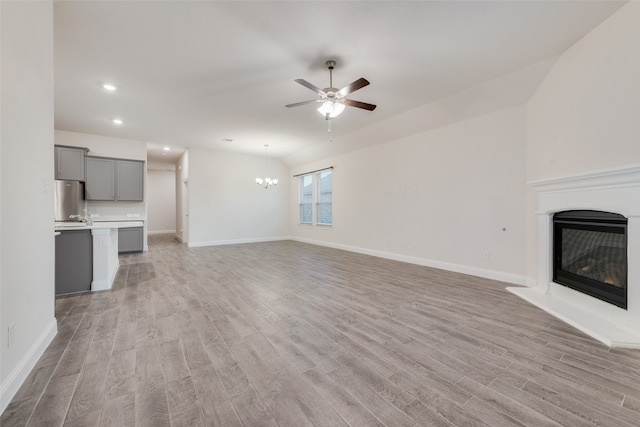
[86,156,144,201]
[85,157,115,200]
[54,145,88,181]
[116,160,144,201]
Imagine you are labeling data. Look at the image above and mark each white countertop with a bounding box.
[91,215,145,221]
[54,220,144,231]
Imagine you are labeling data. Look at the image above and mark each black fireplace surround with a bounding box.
[553,210,628,309]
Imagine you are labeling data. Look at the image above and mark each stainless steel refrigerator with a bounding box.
[54,180,84,222]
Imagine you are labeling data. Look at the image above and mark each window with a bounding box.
[316,169,332,225]
[298,168,332,226]
[299,174,313,224]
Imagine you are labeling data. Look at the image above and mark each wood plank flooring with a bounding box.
[3,235,640,426]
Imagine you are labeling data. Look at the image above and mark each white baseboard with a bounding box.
[91,278,110,292]
[0,317,57,413]
[92,262,120,292]
[188,236,290,248]
[291,236,526,286]
[147,230,176,235]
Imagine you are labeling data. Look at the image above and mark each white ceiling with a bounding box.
[53,1,625,165]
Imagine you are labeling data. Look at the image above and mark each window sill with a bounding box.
[297,223,333,230]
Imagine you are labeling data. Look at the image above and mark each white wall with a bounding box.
[187,147,289,246]
[55,129,147,161]
[176,150,189,242]
[291,105,527,284]
[525,2,640,281]
[147,168,176,234]
[1,1,57,411]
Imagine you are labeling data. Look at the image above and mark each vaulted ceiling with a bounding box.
[53,1,625,164]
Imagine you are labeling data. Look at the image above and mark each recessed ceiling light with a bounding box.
[112,118,123,125]
[163,146,170,151]
[103,83,117,91]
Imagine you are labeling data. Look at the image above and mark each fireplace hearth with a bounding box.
[553,210,627,309]
[508,164,640,348]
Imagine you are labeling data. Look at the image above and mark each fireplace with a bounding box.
[507,164,640,348]
[553,210,627,309]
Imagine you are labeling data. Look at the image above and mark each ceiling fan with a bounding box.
[285,60,376,120]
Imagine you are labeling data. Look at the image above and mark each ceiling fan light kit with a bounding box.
[286,60,376,120]
[317,99,345,118]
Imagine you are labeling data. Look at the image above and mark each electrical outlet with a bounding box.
[8,323,15,348]
[482,251,490,260]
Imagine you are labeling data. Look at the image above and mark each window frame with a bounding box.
[298,173,313,225]
[297,168,333,227]
[314,169,332,227]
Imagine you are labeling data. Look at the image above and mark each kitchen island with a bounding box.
[54,220,144,294]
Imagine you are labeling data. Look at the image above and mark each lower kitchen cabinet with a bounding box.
[55,229,93,296]
[118,227,143,253]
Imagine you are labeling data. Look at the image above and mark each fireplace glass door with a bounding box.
[553,210,627,309]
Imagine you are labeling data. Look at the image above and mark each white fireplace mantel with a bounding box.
[508,164,640,348]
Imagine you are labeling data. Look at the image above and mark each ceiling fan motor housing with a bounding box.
[323,88,339,99]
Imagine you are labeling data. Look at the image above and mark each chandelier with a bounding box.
[255,144,278,189]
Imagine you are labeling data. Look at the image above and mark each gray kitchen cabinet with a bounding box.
[85,156,144,201]
[118,227,143,253]
[116,160,144,201]
[55,229,93,295]
[85,156,116,200]
[54,145,88,181]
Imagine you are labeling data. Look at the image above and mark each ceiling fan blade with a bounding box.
[337,78,370,97]
[295,79,325,95]
[343,99,377,111]
[285,99,320,108]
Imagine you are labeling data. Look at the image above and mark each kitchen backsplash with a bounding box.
[84,201,146,221]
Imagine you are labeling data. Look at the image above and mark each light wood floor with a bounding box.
[3,235,640,426]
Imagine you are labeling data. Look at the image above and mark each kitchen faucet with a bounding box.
[68,209,93,225]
